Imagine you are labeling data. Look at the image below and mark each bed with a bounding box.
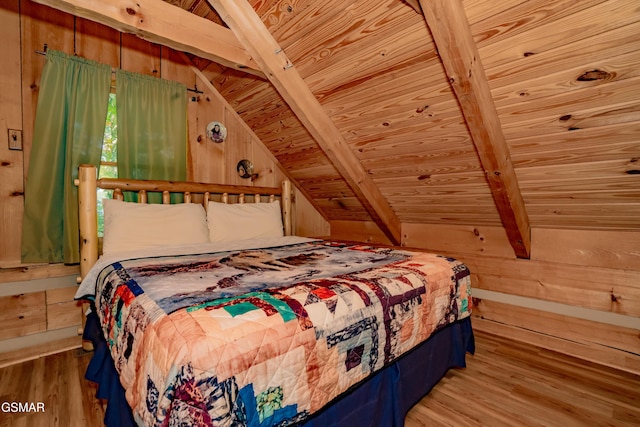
[74,164,475,427]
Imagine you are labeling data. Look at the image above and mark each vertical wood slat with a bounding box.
[0,0,24,266]
[239,194,245,204]
[184,192,191,203]
[282,180,292,236]
[162,191,170,204]
[222,193,228,204]
[113,189,123,201]
[204,192,210,213]
[76,165,98,352]
[138,190,147,203]
[254,194,261,203]
[269,195,275,203]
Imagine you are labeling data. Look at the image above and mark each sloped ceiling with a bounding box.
[34,0,640,256]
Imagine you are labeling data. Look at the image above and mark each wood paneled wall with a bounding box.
[0,0,24,266]
[1,0,636,375]
[0,0,327,362]
[330,220,640,374]
[0,265,80,366]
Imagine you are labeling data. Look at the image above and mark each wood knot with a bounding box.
[126,7,136,15]
[417,174,431,181]
[625,169,640,175]
[382,121,390,127]
[559,114,572,122]
[523,52,535,57]
[577,69,612,82]
[1,161,10,166]
[416,105,429,113]
[610,291,619,303]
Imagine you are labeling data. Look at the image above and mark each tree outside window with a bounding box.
[97,93,117,236]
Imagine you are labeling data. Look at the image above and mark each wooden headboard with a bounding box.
[77,164,293,278]
[75,164,293,348]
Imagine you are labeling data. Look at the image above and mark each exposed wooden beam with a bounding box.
[418,0,531,258]
[403,0,423,13]
[32,0,265,77]
[206,0,402,245]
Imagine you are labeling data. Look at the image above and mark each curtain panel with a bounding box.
[115,69,187,204]
[21,50,111,264]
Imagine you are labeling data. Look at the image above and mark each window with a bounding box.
[97,93,117,236]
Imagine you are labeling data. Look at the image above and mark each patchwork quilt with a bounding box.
[84,238,472,426]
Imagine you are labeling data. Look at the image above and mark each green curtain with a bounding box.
[115,70,187,203]
[21,50,111,264]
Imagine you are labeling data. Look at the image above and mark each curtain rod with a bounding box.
[34,46,203,94]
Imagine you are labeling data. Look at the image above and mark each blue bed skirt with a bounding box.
[84,312,474,427]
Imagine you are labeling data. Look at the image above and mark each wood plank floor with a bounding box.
[405,332,640,427]
[0,330,638,426]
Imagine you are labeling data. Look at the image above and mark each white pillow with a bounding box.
[102,199,210,255]
[207,200,284,242]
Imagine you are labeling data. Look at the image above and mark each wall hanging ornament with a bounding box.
[206,121,226,143]
[237,159,259,181]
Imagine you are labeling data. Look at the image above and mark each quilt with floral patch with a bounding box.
[89,239,472,426]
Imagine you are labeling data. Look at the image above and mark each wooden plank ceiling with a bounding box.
[35,0,640,254]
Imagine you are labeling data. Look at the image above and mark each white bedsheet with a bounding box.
[75,235,317,300]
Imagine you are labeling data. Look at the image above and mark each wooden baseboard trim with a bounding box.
[0,335,82,368]
[472,317,640,377]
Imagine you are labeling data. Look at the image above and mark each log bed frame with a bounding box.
[75,163,294,350]
[73,164,476,426]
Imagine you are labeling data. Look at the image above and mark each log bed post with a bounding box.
[282,179,292,236]
[77,164,99,351]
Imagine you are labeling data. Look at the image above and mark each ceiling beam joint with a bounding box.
[207,0,402,245]
[418,0,531,258]
[32,0,265,77]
